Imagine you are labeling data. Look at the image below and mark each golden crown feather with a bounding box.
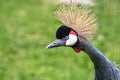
[54,3,98,40]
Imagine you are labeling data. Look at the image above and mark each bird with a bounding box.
[46,3,120,80]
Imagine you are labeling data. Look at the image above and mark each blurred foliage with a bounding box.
[0,0,120,80]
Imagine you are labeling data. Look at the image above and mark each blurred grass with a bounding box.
[0,0,120,80]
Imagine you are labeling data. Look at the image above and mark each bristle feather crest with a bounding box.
[54,3,98,40]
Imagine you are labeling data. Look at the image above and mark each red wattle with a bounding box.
[73,47,81,53]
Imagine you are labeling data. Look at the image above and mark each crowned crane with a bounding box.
[46,3,120,80]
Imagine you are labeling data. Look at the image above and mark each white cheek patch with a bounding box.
[66,34,77,46]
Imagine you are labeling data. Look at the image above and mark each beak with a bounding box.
[46,39,65,48]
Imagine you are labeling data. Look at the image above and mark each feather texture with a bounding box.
[54,3,98,40]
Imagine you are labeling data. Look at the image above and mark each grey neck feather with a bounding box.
[78,37,120,80]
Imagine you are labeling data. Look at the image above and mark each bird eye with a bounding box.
[64,36,69,40]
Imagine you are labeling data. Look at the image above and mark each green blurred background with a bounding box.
[0,0,120,80]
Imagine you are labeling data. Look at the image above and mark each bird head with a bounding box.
[46,25,82,53]
[46,3,98,53]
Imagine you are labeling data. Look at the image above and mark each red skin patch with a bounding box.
[69,30,82,53]
[73,47,81,53]
[69,30,77,36]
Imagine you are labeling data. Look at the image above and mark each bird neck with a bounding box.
[78,37,111,65]
[78,37,120,79]
[79,38,110,65]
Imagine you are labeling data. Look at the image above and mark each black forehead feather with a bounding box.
[56,25,71,39]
